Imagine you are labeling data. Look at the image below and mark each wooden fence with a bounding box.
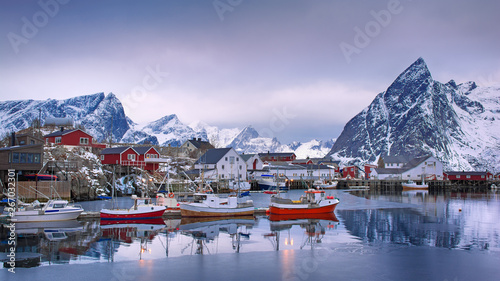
[16,181,71,201]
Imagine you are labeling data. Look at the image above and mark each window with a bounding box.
[30,140,35,145]
[466,175,471,179]
[80,137,89,145]
[225,157,228,161]
[20,153,27,163]
[239,165,242,170]
[222,165,225,170]
[101,155,105,160]
[128,154,136,161]
[457,175,461,179]
[27,154,33,163]
[55,137,62,144]
[33,154,40,163]
[481,175,485,179]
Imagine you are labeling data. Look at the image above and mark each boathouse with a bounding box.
[444,171,492,181]
[44,129,106,149]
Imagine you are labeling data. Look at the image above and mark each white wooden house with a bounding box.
[194,148,247,180]
[240,154,264,171]
[371,155,443,181]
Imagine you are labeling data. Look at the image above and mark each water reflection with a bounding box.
[1,189,499,268]
[342,189,500,251]
[265,213,339,251]
[179,217,254,255]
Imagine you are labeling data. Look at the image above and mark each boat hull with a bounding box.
[268,201,338,215]
[100,206,166,220]
[402,184,428,190]
[180,204,254,217]
[12,209,83,222]
[268,212,339,222]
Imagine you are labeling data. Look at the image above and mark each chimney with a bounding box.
[60,127,64,132]
[11,132,16,147]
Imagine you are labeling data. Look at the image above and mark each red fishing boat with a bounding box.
[100,195,166,220]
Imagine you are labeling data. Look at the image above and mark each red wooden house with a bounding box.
[100,146,160,171]
[343,165,361,179]
[364,164,378,179]
[444,171,490,181]
[44,129,106,148]
[258,152,296,163]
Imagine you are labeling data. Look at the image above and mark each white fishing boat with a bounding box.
[179,193,254,217]
[268,189,340,215]
[7,199,84,222]
[313,180,338,189]
[228,180,251,193]
[401,180,428,190]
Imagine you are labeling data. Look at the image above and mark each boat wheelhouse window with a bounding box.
[53,203,67,208]
[27,153,33,163]
[55,137,62,144]
[34,153,40,163]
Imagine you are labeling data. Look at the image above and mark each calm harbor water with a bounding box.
[1,189,499,280]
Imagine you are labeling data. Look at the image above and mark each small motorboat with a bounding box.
[401,180,428,190]
[6,199,83,222]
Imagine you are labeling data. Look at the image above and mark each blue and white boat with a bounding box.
[257,174,287,191]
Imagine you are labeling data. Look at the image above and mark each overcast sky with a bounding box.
[1,0,499,143]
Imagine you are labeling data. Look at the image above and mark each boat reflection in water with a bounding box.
[100,218,179,261]
[264,213,339,251]
[178,216,255,255]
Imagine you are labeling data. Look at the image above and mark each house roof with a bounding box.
[101,146,133,155]
[195,148,232,164]
[445,171,488,176]
[373,168,406,174]
[240,154,256,162]
[300,164,335,170]
[186,138,214,149]
[44,129,82,138]
[258,152,296,158]
[382,155,411,163]
[401,155,432,170]
[133,146,158,155]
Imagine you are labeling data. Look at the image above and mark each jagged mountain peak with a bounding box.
[328,59,500,172]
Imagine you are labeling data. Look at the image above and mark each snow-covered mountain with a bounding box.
[0,93,333,157]
[293,139,336,159]
[327,57,500,171]
[0,92,129,142]
[121,114,207,146]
